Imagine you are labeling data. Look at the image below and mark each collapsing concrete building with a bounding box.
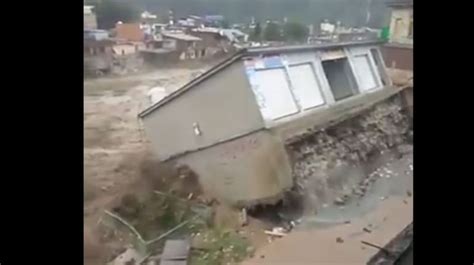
[139,40,411,206]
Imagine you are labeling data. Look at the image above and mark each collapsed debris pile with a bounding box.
[286,97,412,211]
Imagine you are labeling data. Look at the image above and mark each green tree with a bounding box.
[283,22,309,43]
[250,22,262,41]
[89,0,139,30]
[263,22,282,41]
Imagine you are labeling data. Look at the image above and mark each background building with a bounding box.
[84,5,97,30]
[381,0,413,70]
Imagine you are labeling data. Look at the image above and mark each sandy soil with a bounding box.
[84,66,208,264]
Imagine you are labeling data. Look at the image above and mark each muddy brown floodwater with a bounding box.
[84,66,209,265]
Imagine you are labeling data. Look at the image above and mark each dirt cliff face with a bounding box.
[286,96,412,212]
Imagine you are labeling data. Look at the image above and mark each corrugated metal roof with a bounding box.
[138,40,383,118]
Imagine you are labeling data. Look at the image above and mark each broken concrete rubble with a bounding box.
[264,227,288,237]
[160,239,191,265]
[287,97,411,212]
[396,144,413,155]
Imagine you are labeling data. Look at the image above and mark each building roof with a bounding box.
[189,15,204,20]
[221,29,247,42]
[191,27,247,42]
[138,40,383,118]
[245,40,383,55]
[192,27,221,34]
[386,0,413,7]
[84,29,108,34]
[162,32,202,42]
[204,15,224,21]
[140,48,176,54]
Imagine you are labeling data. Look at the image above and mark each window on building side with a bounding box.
[287,63,325,110]
[322,58,359,101]
[252,68,299,120]
[370,49,389,86]
[352,54,378,92]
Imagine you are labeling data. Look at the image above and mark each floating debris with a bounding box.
[264,227,287,237]
[334,197,345,205]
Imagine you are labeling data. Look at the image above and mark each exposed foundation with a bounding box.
[285,96,412,213]
[173,130,293,207]
[167,90,412,210]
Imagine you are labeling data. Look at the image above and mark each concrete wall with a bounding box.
[113,44,137,55]
[141,51,181,66]
[142,61,264,161]
[116,23,145,42]
[84,13,97,29]
[382,44,413,71]
[389,8,413,45]
[175,130,293,206]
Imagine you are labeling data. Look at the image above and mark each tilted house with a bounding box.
[139,40,399,206]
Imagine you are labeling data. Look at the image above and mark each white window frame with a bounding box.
[317,50,360,101]
[346,47,383,92]
[283,52,336,105]
[252,66,300,121]
[286,62,327,111]
[369,47,392,86]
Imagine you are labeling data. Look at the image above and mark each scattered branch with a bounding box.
[361,240,394,257]
[104,210,146,244]
[146,218,194,245]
